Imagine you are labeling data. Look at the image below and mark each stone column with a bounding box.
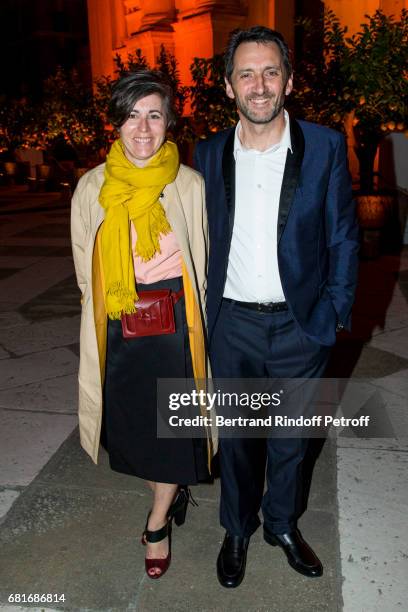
[140,0,176,30]
[87,0,115,78]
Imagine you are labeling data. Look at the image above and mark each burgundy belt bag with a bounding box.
[121,288,184,338]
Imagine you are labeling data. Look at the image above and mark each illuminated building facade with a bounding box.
[87,0,407,85]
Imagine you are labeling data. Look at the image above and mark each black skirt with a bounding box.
[103,276,209,484]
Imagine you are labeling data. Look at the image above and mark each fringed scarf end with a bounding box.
[106,282,138,320]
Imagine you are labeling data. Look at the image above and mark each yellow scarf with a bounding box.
[98,138,179,319]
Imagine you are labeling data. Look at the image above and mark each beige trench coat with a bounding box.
[71,162,216,466]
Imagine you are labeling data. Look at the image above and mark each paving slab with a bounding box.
[0,375,78,414]
[0,490,20,522]
[337,445,408,612]
[14,223,70,240]
[137,509,339,612]
[0,257,44,269]
[0,429,340,612]
[0,258,74,308]
[0,238,71,248]
[0,269,19,281]
[369,327,408,360]
[373,370,408,401]
[337,438,408,451]
[0,246,67,258]
[0,409,77,487]
[0,607,60,612]
[345,345,408,378]
[0,219,49,241]
[0,485,145,611]
[0,313,28,329]
[0,346,10,360]
[0,316,80,356]
[19,275,80,323]
[0,348,78,390]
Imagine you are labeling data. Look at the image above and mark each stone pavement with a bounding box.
[0,185,407,612]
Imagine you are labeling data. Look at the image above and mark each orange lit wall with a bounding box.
[87,0,282,84]
[87,0,406,180]
[325,0,407,34]
[87,0,407,85]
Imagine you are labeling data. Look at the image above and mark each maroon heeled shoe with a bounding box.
[142,517,171,579]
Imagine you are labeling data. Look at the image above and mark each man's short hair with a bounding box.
[108,69,176,130]
[224,26,292,83]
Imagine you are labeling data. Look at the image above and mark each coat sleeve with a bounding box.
[325,134,359,329]
[70,177,90,297]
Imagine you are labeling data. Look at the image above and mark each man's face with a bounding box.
[225,41,293,125]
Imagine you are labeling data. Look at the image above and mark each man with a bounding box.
[194,26,359,588]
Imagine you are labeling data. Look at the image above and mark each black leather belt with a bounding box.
[223,298,288,313]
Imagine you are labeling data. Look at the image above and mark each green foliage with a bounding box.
[291,8,408,191]
[189,54,237,137]
[292,8,408,137]
[114,49,149,76]
[0,97,37,157]
[156,45,188,119]
[2,8,406,173]
[289,9,349,131]
[342,9,408,137]
[36,67,106,155]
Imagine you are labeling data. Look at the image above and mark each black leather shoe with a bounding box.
[263,528,323,577]
[217,533,249,588]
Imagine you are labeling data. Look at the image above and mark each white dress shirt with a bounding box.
[223,110,292,303]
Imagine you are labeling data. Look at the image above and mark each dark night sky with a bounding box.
[0,0,91,99]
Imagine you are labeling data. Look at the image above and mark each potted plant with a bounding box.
[0,97,38,183]
[340,9,408,255]
[342,9,408,194]
[289,9,350,134]
[292,9,408,256]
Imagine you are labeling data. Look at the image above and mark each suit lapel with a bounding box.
[222,128,236,237]
[277,117,305,243]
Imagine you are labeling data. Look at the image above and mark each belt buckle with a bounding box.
[256,302,274,312]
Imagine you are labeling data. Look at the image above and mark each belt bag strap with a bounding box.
[172,287,184,306]
[121,288,184,338]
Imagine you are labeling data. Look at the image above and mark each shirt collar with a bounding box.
[233,109,292,159]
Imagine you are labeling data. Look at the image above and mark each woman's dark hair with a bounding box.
[108,69,176,130]
[224,26,292,84]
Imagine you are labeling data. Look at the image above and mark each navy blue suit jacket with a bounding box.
[194,117,359,347]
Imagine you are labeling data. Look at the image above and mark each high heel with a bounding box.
[168,486,198,527]
[142,516,171,580]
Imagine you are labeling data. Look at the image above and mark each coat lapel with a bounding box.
[161,179,199,303]
[277,117,305,243]
[222,128,236,237]
[161,181,188,253]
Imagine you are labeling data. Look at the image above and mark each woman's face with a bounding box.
[119,93,167,167]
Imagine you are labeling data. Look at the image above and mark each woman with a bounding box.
[71,70,214,579]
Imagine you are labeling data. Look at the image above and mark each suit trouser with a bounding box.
[210,299,331,537]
